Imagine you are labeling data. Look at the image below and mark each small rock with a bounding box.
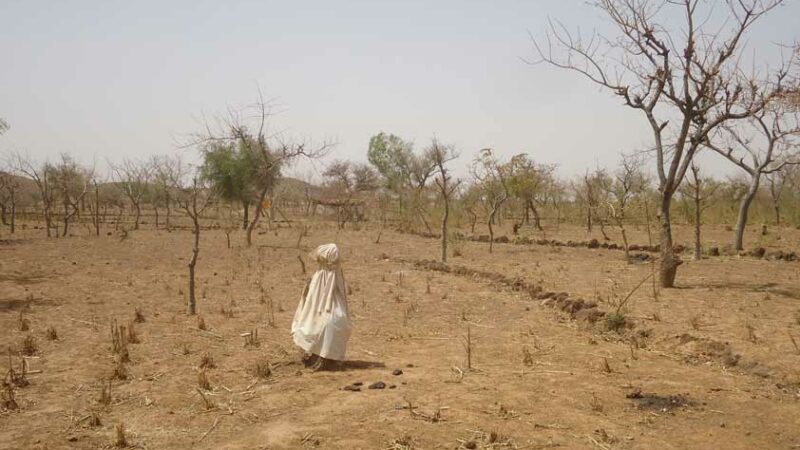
[343,385,361,392]
[389,384,397,389]
[392,369,403,376]
[369,381,386,390]
[353,382,364,386]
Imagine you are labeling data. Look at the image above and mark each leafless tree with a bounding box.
[531,0,794,287]
[766,168,790,225]
[151,155,181,230]
[0,168,21,234]
[574,169,611,239]
[604,155,646,261]
[170,162,214,315]
[427,138,460,262]
[472,148,510,253]
[705,102,800,250]
[9,152,56,237]
[680,161,719,260]
[111,158,152,230]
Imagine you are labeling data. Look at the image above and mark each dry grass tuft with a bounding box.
[110,321,130,362]
[199,352,216,369]
[5,352,29,388]
[45,326,58,341]
[601,357,613,373]
[112,356,128,380]
[134,307,145,323]
[88,410,102,427]
[589,392,604,413]
[115,421,128,447]
[251,358,272,379]
[126,322,140,344]
[20,335,38,356]
[1,384,19,411]
[386,434,417,450]
[197,388,215,410]
[243,329,260,348]
[220,303,235,319]
[746,323,758,343]
[98,380,112,405]
[789,332,799,355]
[18,311,30,332]
[521,346,534,366]
[197,370,211,390]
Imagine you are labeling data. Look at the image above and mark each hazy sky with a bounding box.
[2,0,798,180]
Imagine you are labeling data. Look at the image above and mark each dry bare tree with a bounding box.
[0,168,21,234]
[10,151,56,237]
[472,148,510,253]
[679,161,719,260]
[110,158,152,230]
[427,138,460,262]
[604,155,647,261]
[531,0,794,287]
[766,166,794,225]
[705,101,800,250]
[574,169,611,238]
[170,162,215,315]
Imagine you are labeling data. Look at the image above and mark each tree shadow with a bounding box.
[340,360,386,371]
[677,281,799,299]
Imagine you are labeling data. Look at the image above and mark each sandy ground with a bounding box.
[1,219,800,449]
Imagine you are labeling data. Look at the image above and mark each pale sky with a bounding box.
[2,0,799,180]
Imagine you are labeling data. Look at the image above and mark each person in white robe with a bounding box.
[291,243,352,369]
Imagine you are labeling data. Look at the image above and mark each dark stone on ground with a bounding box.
[369,381,386,390]
[392,369,403,376]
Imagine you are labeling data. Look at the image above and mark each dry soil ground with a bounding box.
[1,219,800,449]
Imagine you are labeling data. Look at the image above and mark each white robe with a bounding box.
[291,244,352,361]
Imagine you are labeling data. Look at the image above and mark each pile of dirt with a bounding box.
[626,389,694,412]
[660,333,741,367]
[404,258,629,330]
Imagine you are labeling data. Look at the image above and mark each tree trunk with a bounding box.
[693,187,702,261]
[133,203,141,230]
[154,207,159,229]
[165,194,171,229]
[246,187,269,247]
[441,195,449,263]
[242,201,250,230]
[44,204,52,238]
[62,203,69,237]
[529,201,543,231]
[734,174,760,251]
[586,208,592,232]
[94,184,100,237]
[9,190,15,234]
[0,204,6,225]
[620,224,630,262]
[188,217,199,315]
[488,208,496,254]
[659,193,680,288]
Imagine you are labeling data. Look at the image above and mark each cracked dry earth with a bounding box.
[1,222,800,449]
